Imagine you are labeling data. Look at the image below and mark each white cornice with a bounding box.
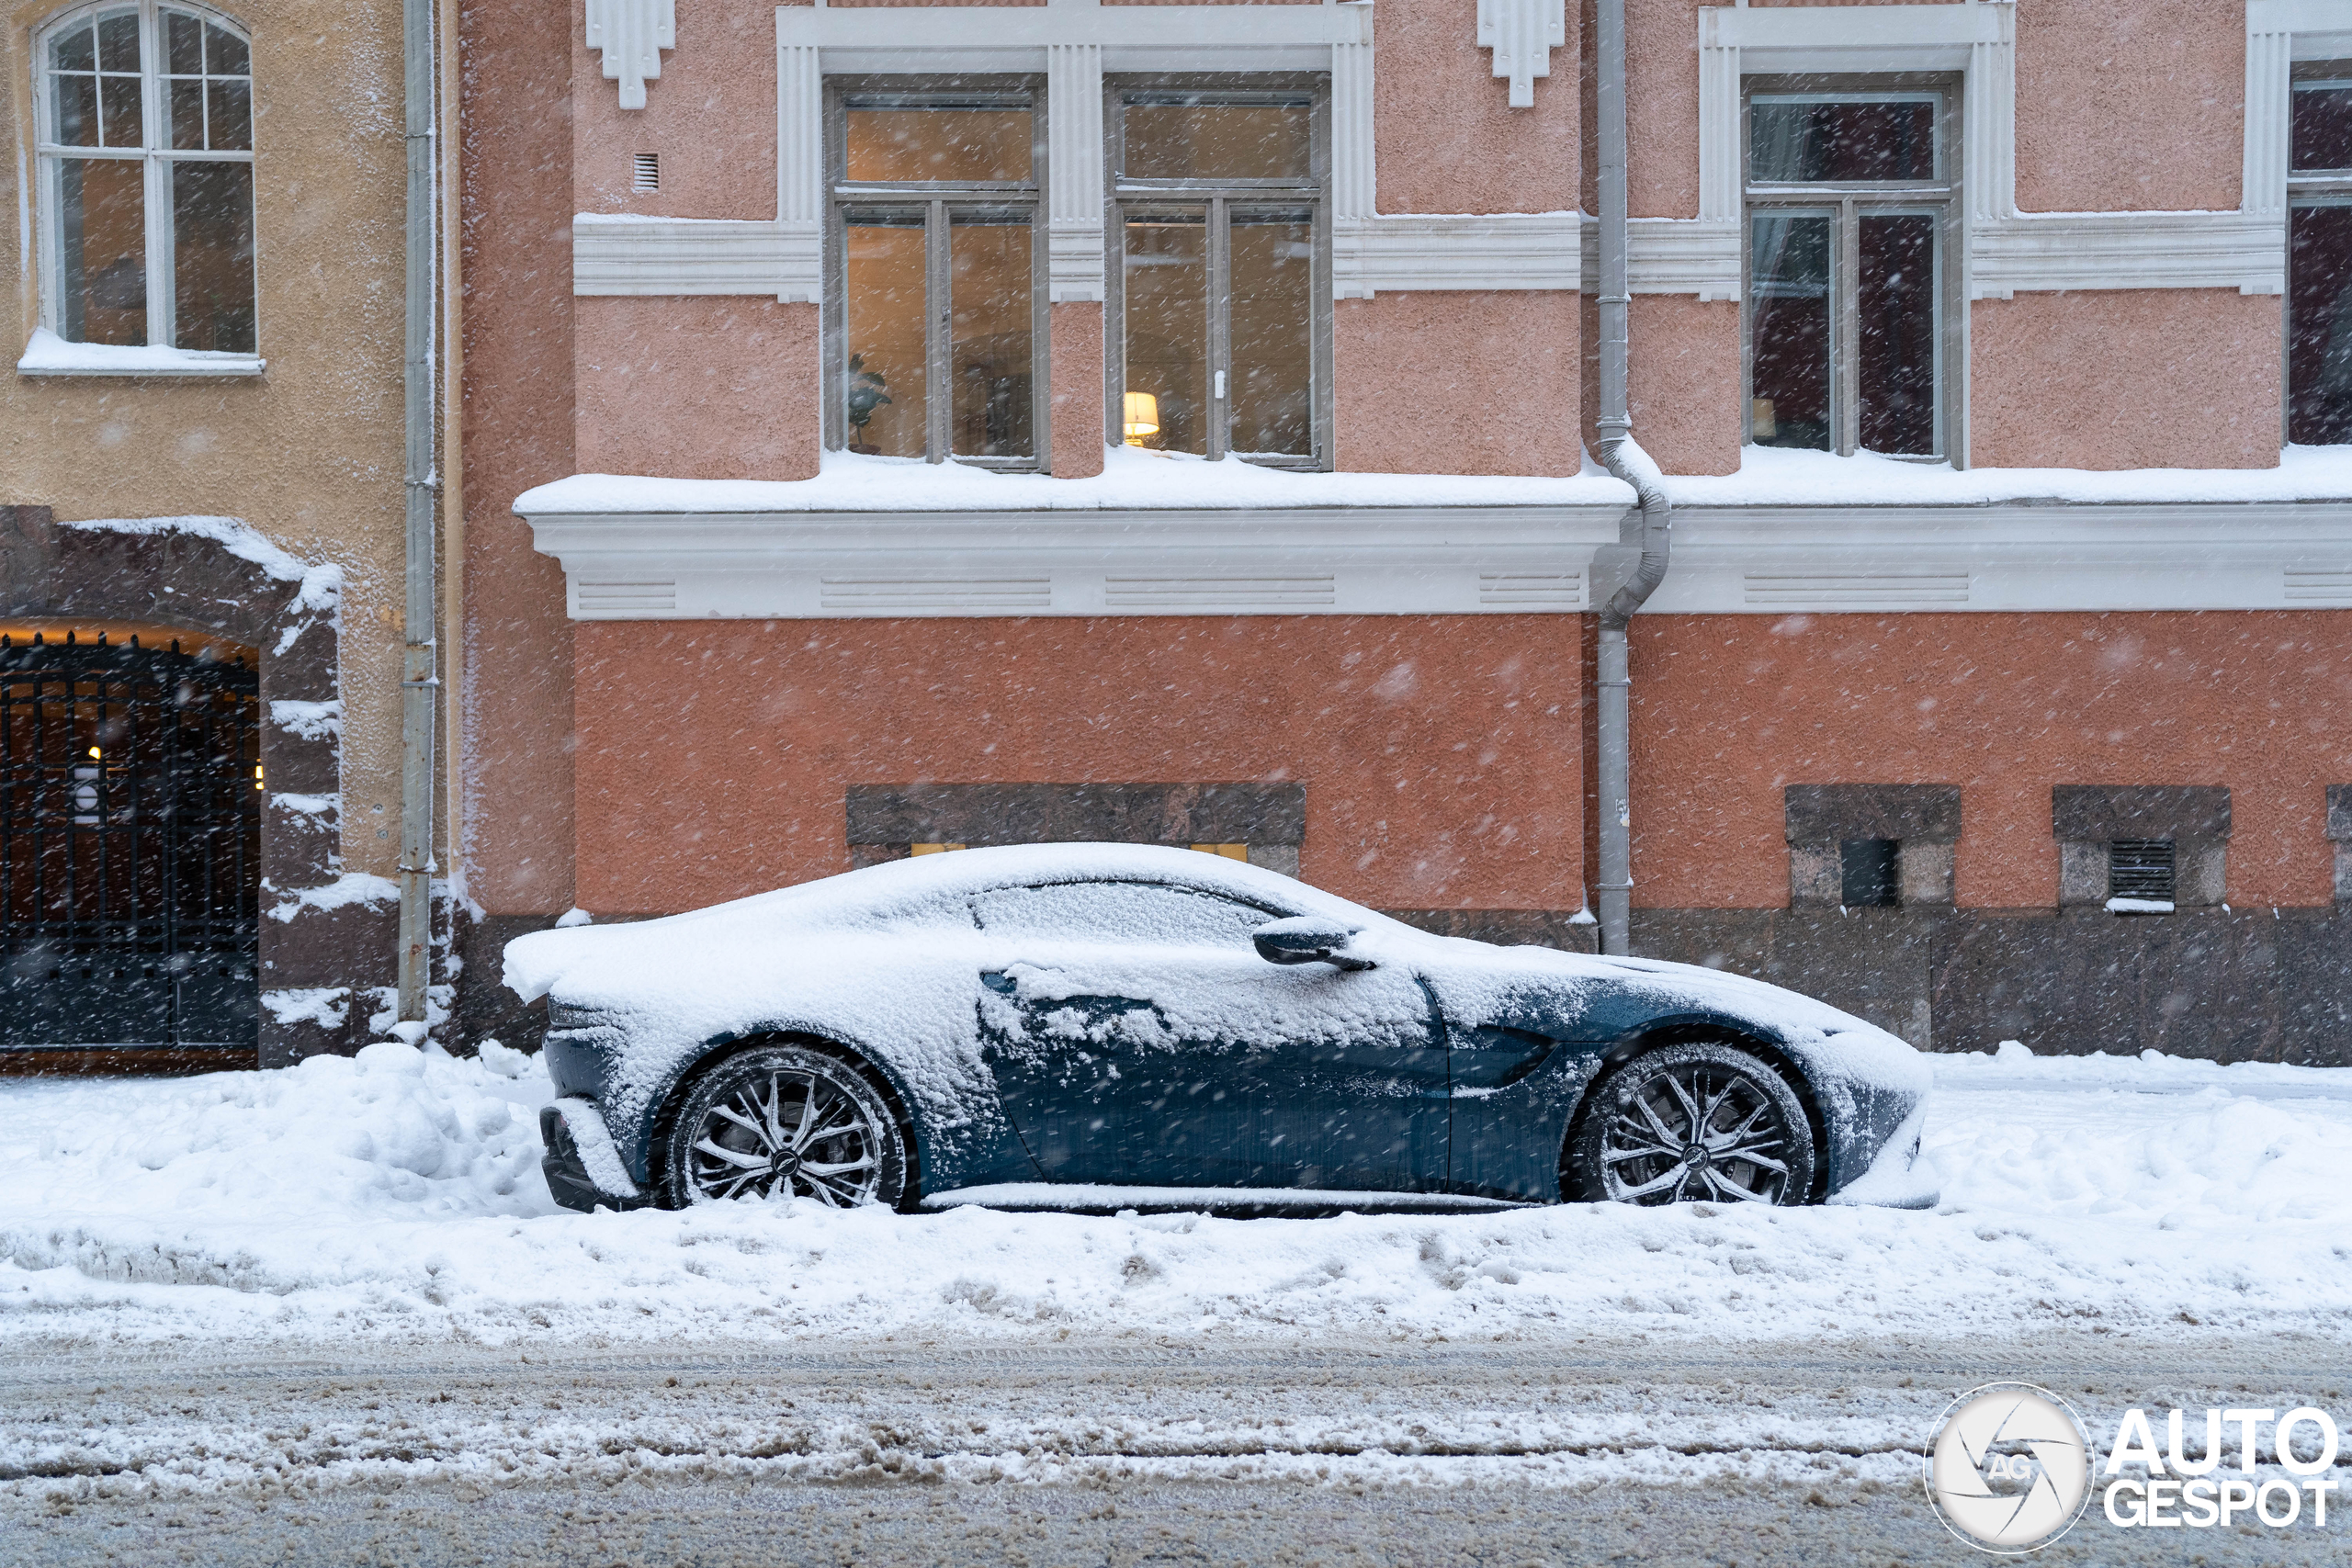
[572,219,820,301]
[1338,215,1580,297]
[1649,502,2352,614]
[522,502,1626,620]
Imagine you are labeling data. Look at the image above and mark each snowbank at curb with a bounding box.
[1,1046,2348,1348]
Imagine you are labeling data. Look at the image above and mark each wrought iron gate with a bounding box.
[0,634,262,1048]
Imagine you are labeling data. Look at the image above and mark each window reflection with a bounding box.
[1857,213,1937,456]
[1228,215,1312,457]
[843,215,927,457]
[1749,213,1832,451]
[846,107,1031,183]
[950,213,1034,458]
[1750,97,1937,184]
[1123,216,1209,455]
[2290,204,2352,444]
[1123,101,1311,182]
[60,159,147,346]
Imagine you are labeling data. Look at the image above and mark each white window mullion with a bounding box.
[140,0,173,346]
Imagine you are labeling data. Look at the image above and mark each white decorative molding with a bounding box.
[1970,212,2288,299]
[572,218,821,300]
[1647,502,2352,615]
[1046,43,1106,303]
[585,0,674,112]
[1337,214,1579,298]
[523,502,1626,620]
[1578,220,1742,301]
[1331,32,1375,223]
[2246,20,2292,220]
[1476,0,1566,109]
[776,1,1371,76]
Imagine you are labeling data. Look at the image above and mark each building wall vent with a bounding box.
[632,152,660,192]
[2108,839,2176,906]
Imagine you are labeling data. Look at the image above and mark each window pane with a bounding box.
[1124,102,1311,181]
[1750,98,1936,183]
[205,22,248,77]
[2290,203,2352,444]
[1228,215,1313,457]
[1857,213,1938,455]
[1749,212,1832,450]
[844,107,1031,183]
[843,215,927,457]
[2294,84,2352,171]
[949,214,1033,458]
[101,74,142,148]
[58,157,148,344]
[166,11,202,73]
[209,78,252,151]
[173,161,255,353]
[1122,215,1208,455]
[53,73,99,145]
[96,10,140,73]
[51,21,96,72]
[171,78,205,149]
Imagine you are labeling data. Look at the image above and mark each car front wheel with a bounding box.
[1566,1041,1817,1206]
[662,1044,909,1209]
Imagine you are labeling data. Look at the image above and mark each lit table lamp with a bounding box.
[1122,391,1160,446]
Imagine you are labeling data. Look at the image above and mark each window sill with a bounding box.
[17,332,266,379]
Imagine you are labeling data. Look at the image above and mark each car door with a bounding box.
[972,879,1449,1191]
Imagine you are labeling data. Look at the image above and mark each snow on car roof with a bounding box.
[501,842,1414,1004]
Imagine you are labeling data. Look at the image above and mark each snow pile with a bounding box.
[0,1044,2347,1349]
[0,1043,550,1303]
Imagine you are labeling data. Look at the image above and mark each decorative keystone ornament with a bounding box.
[1476,0,1566,108]
[586,0,675,111]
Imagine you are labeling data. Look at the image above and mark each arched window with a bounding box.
[34,2,256,356]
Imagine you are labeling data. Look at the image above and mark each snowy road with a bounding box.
[6,1334,2348,1564]
[2,1043,2349,1562]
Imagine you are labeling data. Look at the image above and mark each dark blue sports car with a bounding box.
[512,845,1935,1215]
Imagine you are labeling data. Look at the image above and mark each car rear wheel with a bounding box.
[1566,1041,1816,1206]
[662,1044,909,1208]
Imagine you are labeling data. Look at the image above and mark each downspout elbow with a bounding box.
[1596,434,1671,631]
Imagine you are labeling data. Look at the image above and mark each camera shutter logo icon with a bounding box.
[1926,1382,2094,1552]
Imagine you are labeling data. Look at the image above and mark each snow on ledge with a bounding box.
[57,514,341,620]
[266,871,400,924]
[515,446,1637,516]
[515,445,2352,520]
[1664,444,2352,508]
[17,327,265,378]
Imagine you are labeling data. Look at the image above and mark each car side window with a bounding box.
[971,881,1278,947]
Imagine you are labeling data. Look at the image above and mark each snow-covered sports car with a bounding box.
[509,845,1936,1214]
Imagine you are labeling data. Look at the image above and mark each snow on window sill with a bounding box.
[17,329,265,378]
[2105,897,2176,914]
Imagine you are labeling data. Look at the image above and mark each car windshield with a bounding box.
[971,880,1287,947]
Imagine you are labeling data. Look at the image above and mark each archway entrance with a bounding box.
[0,630,262,1049]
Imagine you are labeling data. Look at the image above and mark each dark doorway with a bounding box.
[1,632,262,1048]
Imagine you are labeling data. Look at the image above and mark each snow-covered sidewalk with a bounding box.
[1,1041,2347,1348]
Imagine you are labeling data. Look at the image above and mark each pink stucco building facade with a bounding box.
[453,0,2352,1061]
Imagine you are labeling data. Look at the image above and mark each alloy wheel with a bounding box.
[1598,1056,1798,1205]
[684,1063,888,1206]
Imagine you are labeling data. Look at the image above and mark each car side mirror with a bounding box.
[1252,916,1376,972]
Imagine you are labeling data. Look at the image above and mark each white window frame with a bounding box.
[30,0,261,367]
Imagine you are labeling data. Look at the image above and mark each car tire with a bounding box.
[1564,1040,1817,1206]
[662,1043,910,1209]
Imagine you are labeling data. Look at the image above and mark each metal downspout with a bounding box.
[1592,0,1671,957]
[396,0,439,1022]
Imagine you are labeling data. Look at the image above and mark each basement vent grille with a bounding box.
[632,152,660,192]
[1478,572,1585,608]
[2284,569,2352,604]
[1104,577,1336,609]
[820,577,1051,611]
[577,579,677,614]
[1743,572,1970,605]
[2109,839,2176,903]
